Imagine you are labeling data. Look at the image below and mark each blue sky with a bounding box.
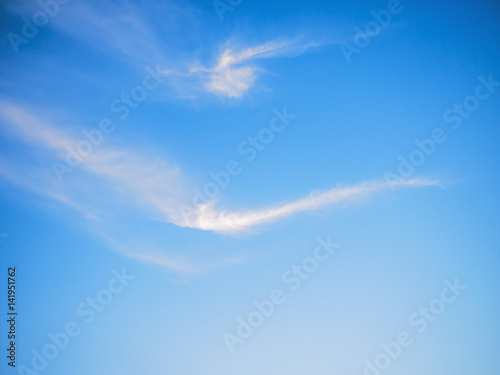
[0,0,499,374]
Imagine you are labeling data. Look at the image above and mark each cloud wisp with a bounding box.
[4,0,172,68]
[163,38,332,98]
[0,102,441,238]
[178,178,439,234]
[4,1,335,100]
[101,235,248,276]
[4,1,338,101]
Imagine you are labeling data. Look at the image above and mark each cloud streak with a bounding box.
[178,178,439,233]
[0,102,440,236]
[4,1,337,101]
[103,236,248,275]
[4,0,172,68]
[164,38,332,98]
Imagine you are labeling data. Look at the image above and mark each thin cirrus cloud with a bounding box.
[1,2,440,275]
[4,0,174,68]
[0,102,245,274]
[5,1,334,99]
[163,38,334,98]
[0,102,189,224]
[101,234,248,276]
[127,249,248,276]
[178,178,439,234]
[0,102,441,272]
[0,102,440,238]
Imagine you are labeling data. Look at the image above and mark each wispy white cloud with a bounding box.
[101,234,248,274]
[50,1,168,67]
[126,249,248,275]
[5,1,335,100]
[0,103,440,269]
[177,178,439,234]
[4,1,338,101]
[0,101,189,222]
[202,40,291,98]
[164,39,333,98]
[4,0,172,68]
